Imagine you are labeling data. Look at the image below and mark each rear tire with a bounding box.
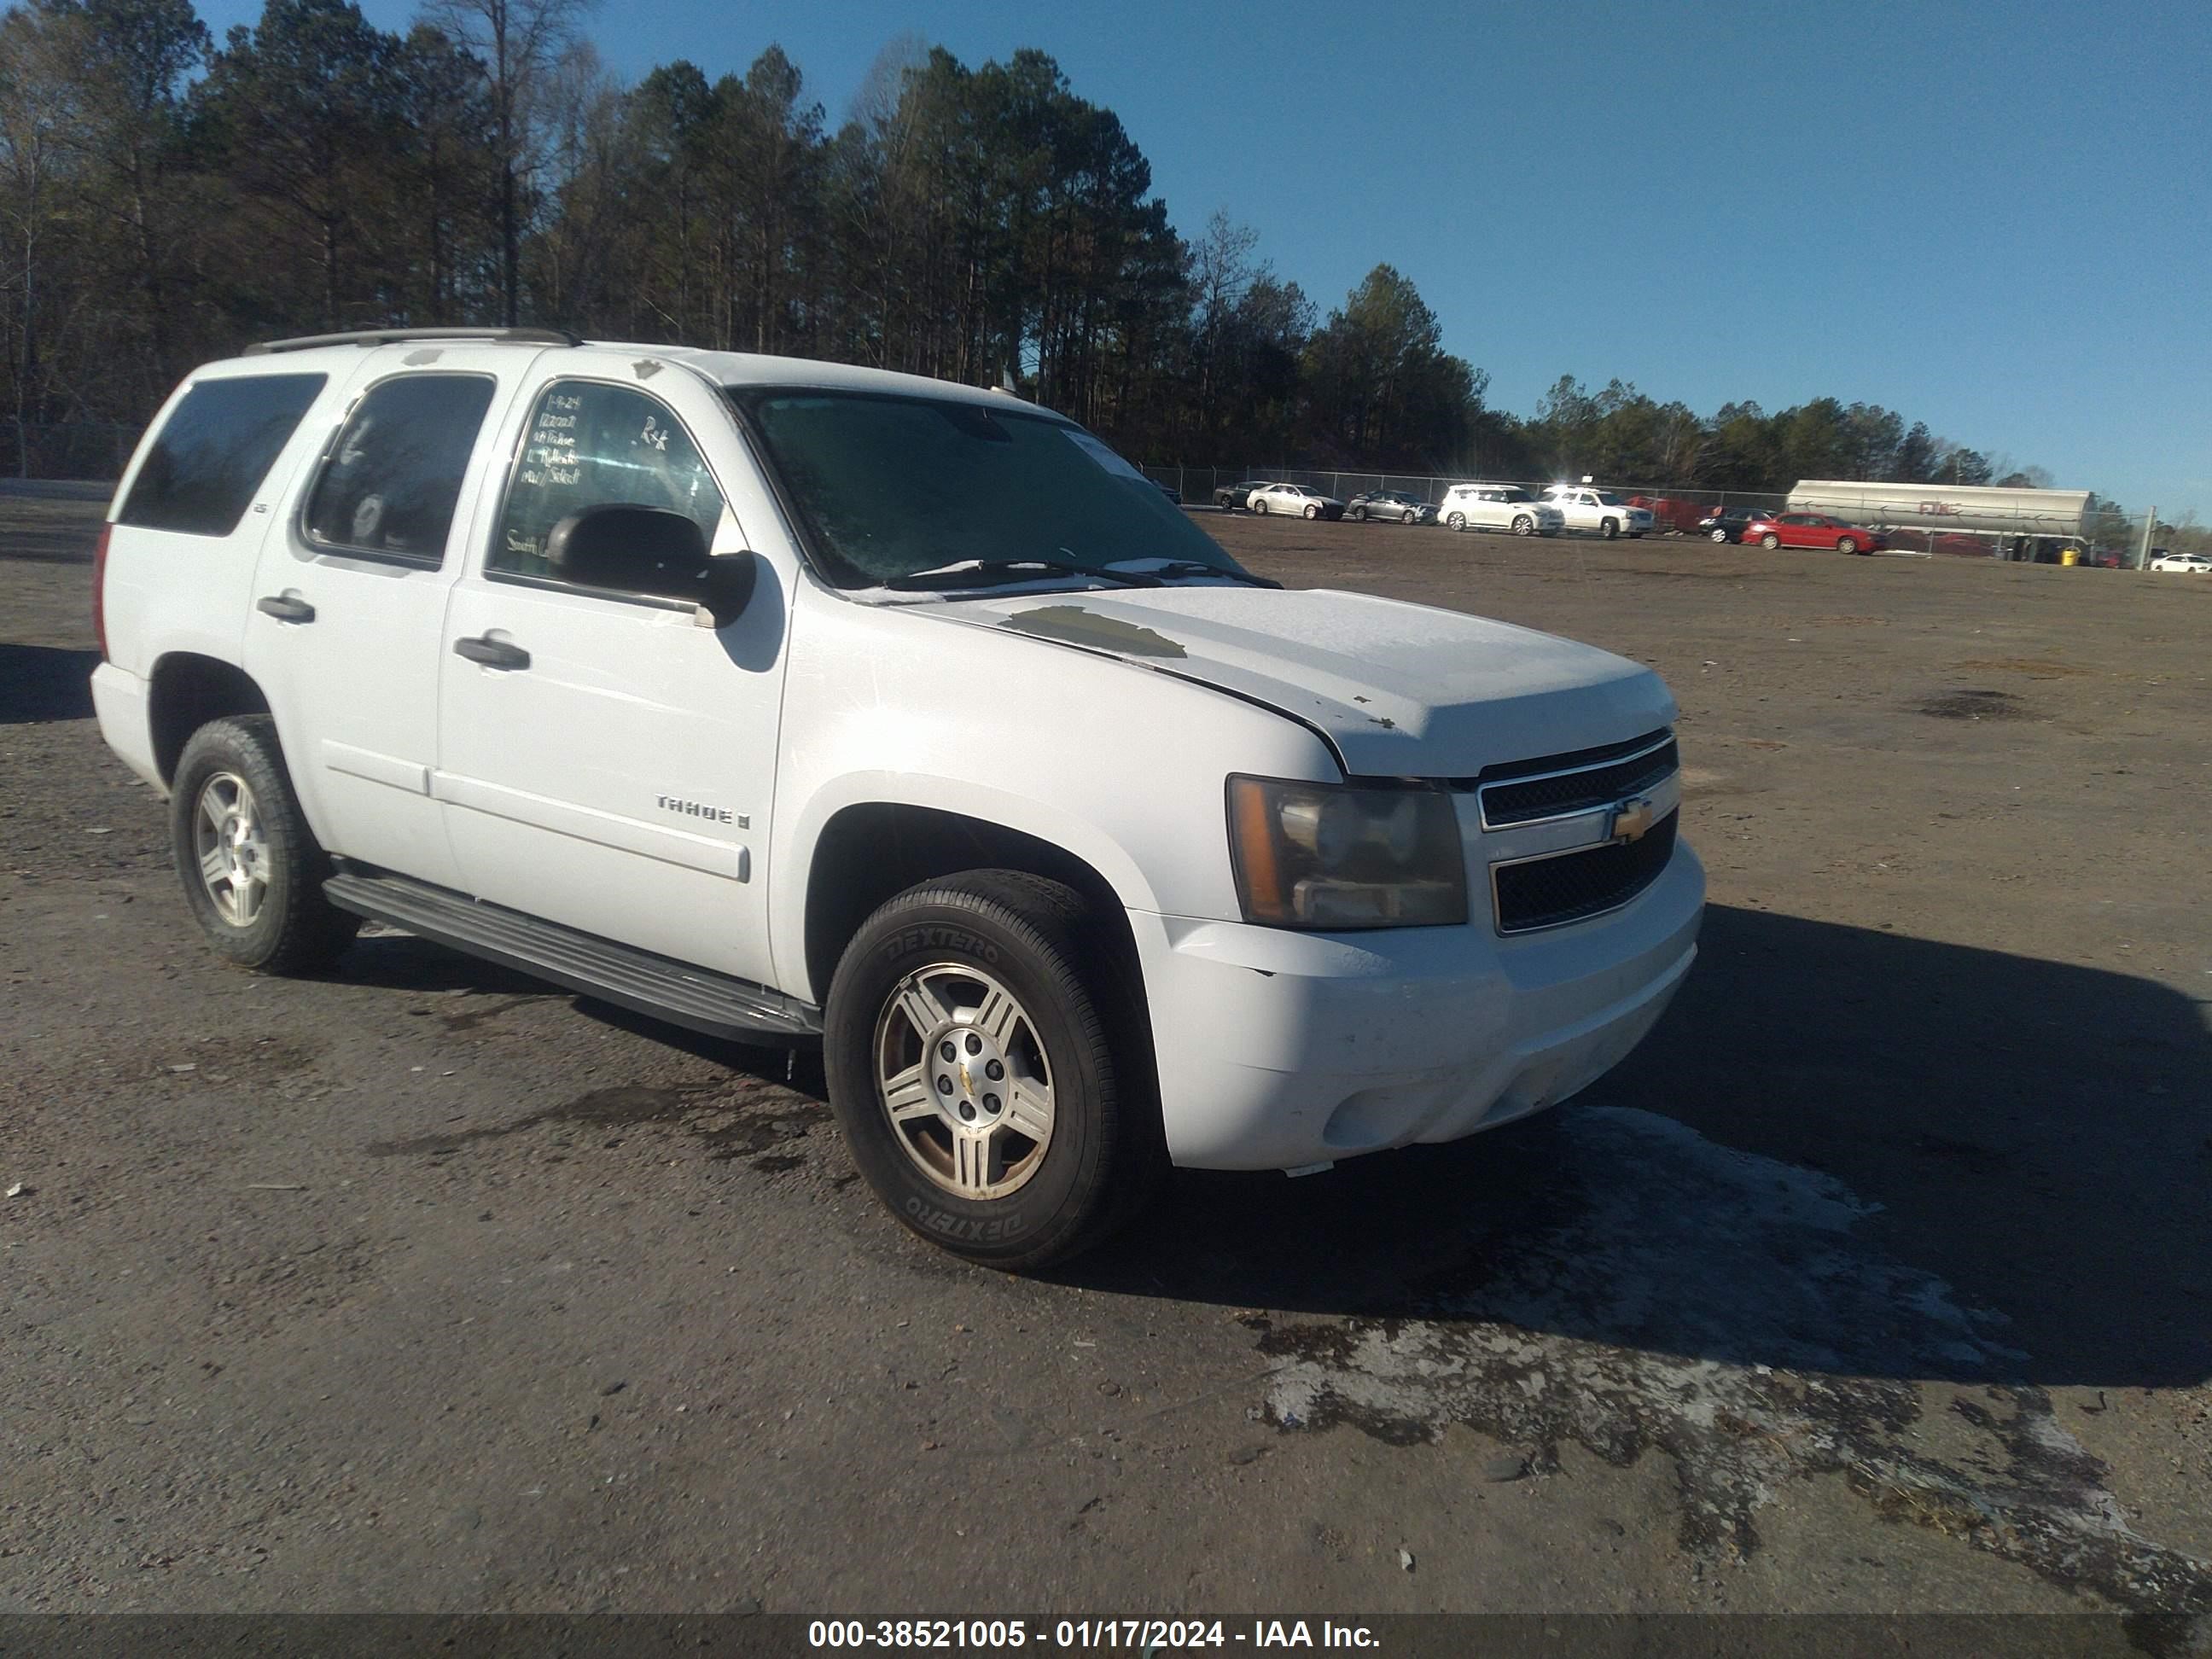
[823,871,1161,1271]
[1446,511,1466,532]
[171,715,358,975]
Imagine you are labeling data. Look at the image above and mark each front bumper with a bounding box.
[1131,838,1704,1170]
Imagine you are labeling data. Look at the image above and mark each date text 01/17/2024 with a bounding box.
[805,1621,1381,1650]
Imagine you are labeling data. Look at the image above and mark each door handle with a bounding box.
[255,594,316,624]
[452,635,531,671]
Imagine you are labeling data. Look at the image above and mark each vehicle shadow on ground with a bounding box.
[0,643,100,723]
[1064,902,2212,1392]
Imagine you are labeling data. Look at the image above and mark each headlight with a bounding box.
[1226,776,1467,929]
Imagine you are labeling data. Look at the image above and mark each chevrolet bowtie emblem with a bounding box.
[1608,795,1657,843]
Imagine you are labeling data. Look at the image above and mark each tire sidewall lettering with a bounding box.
[901,1194,1030,1242]
[879,927,1001,965]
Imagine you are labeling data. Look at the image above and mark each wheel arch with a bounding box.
[798,798,1150,1016]
[148,652,272,786]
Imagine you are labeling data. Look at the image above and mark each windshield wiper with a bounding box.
[1106,559,1281,589]
[881,558,1157,591]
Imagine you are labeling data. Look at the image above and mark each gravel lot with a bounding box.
[3,493,2209,1621]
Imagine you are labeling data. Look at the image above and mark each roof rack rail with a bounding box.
[242,327,584,356]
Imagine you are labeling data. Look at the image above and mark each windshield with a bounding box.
[1594,492,1627,505]
[1499,487,1533,502]
[731,388,1245,590]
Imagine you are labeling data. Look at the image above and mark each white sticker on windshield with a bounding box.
[1062,428,1149,482]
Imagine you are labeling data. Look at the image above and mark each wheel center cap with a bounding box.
[928,1022,1009,1126]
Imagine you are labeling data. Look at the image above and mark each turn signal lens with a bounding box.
[1226,776,1467,930]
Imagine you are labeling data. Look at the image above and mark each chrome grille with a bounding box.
[1476,732,1678,829]
[1493,812,1679,934]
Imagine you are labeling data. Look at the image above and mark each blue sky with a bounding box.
[199,0,2212,517]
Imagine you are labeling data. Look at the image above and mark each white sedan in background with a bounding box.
[1249,483,1346,520]
[2148,551,2210,573]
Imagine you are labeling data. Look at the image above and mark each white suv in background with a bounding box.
[1439,484,1566,537]
[90,327,1702,1270]
[1541,486,1654,538]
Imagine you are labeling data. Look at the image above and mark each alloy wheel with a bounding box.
[874,963,1056,1201]
[193,771,269,928]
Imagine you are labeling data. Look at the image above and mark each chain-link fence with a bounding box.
[1,422,143,481]
[1144,464,1790,533]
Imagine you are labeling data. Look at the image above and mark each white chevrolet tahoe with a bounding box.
[1540,486,1655,538]
[90,329,1703,1268]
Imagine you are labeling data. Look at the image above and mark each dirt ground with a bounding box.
[3,492,2209,1627]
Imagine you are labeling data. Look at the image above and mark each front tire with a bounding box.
[1349,504,1367,521]
[1761,532,1781,550]
[1837,537,1857,556]
[1710,527,1729,542]
[1445,511,1466,532]
[1254,498,1268,515]
[1600,517,1620,539]
[1303,504,1319,520]
[1512,514,1534,536]
[171,715,358,974]
[823,871,1160,1271]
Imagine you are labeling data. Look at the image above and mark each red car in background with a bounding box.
[1743,512,1885,555]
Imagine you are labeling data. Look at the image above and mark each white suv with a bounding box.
[90,328,1703,1268]
[1439,484,1566,537]
[1540,486,1655,538]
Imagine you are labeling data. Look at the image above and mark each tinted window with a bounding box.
[490,381,725,582]
[738,389,1243,588]
[302,375,497,562]
[119,373,326,537]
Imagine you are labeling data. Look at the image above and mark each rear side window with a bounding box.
[302,374,498,563]
[118,373,326,537]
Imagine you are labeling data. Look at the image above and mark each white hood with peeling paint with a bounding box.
[934,585,1677,776]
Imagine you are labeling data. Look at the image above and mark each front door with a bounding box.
[245,351,543,888]
[434,367,791,990]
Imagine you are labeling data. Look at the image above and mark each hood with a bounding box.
[930,585,1675,776]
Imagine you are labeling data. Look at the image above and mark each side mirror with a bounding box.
[697,550,757,627]
[544,505,759,626]
[546,504,709,597]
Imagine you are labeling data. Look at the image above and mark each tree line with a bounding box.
[3,0,2062,502]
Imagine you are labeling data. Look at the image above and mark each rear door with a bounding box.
[245,349,543,886]
[433,364,790,989]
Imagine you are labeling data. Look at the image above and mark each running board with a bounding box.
[323,869,823,1046]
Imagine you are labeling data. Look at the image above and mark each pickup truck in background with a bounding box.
[1540,486,1655,538]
